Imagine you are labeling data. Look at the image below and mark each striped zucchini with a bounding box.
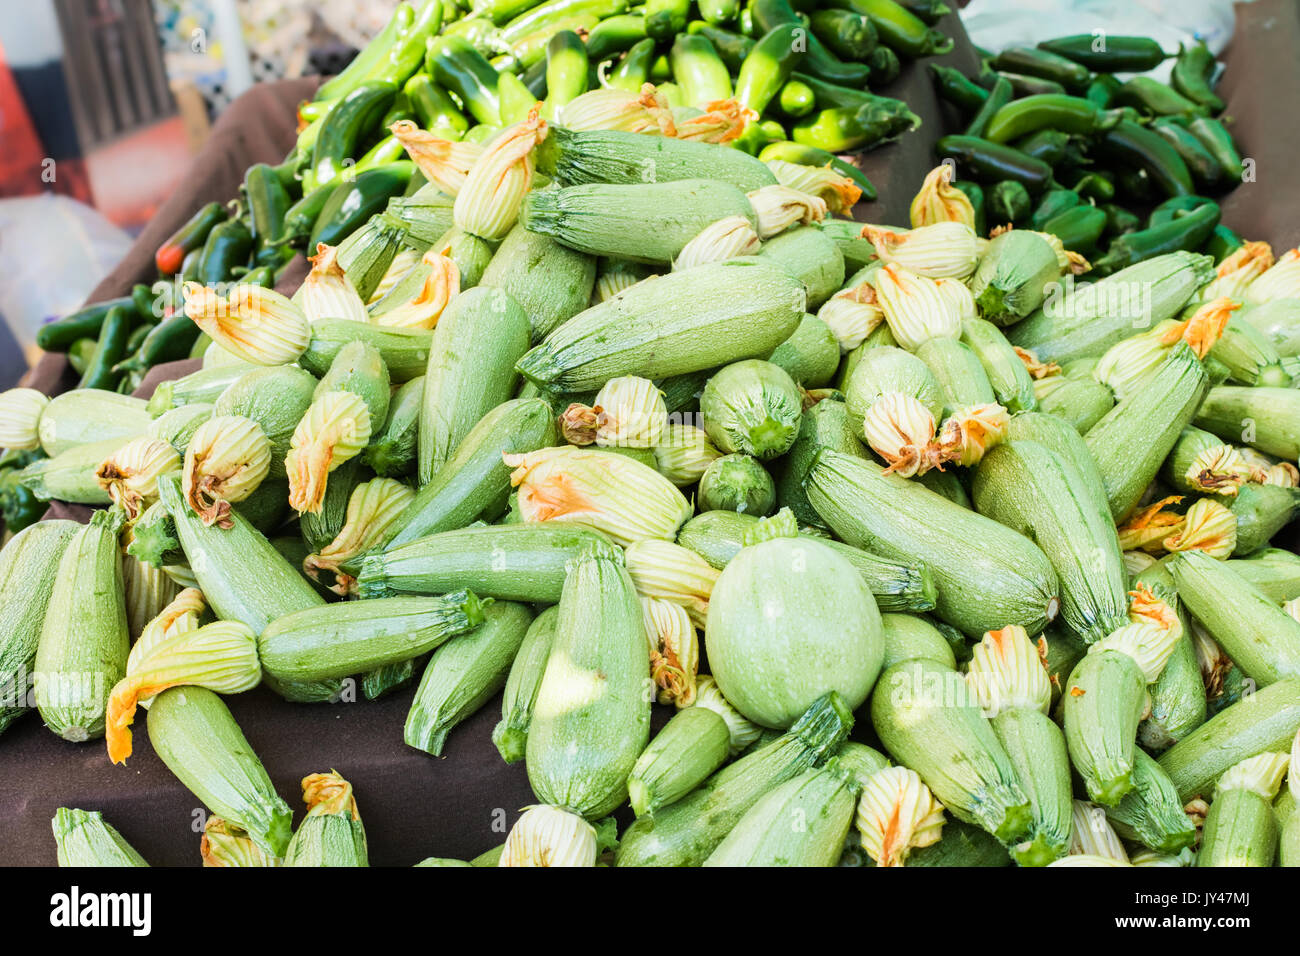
[915,337,996,412]
[282,772,368,867]
[354,523,621,602]
[51,807,148,867]
[418,287,531,483]
[771,398,865,530]
[1169,551,1300,686]
[526,555,650,817]
[703,766,857,867]
[962,317,1037,413]
[433,226,496,289]
[1229,549,1300,603]
[1004,411,1110,519]
[389,184,456,246]
[972,441,1126,643]
[843,345,946,428]
[157,474,325,634]
[1105,749,1196,853]
[258,592,487,683]
[522,179,757,265]
[338,210,409,302]
[1158,678,1300,801]
[20,436,126,504]
[1208,316,1288,387]
[38,389,150,457]
[767,313,841,389]
[405,601,533,756]
[300,319,432,383]
[1084,344,1208,521]
[479,222,598,343]
[362,375,423,478]
[385,397,557,547]
[879,613,957,669]
[516,259,804,393]
[675,509,937,613]
[213,365,317,480]
[0,520,79,735]
[627,706,732,818]
[1032,374,1114,433]
[807,450,1059,636]
[147,687,293,857]
[34,508,129,741]
[1195,387,1300,460]
[1229,483,1300,555]
[492,605,558,763]
[1062,647,1147,805]
[755,226,845,309]
[536,126,778,191]
[615,692,853,866]
[871,659,1032,844]
[990,705,1072,866]
[902,818,1012,868]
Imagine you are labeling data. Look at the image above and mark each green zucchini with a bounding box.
[147,687,293,857]
[405,601,533,756]
[146,402,215,452]
[697,454,776,515]
[283,771,368,867]
[146,364,252,416]
[1062,645,1150,805]
[972,440,1126,643]
[492,605,558,763]
[418,287,530,483]
[301,319,432,383]
[879,613,956,669]
[478,222,597,343]
[771,398,865,529]
[37,389,150,457]
[19,436,126,505]
[755,226,845,309]
[355,522,619,602]
[385,398,557,547]
[1229,549,1300,603]
[362,375,424,478]
[312,340,392,432]
[1134,564,1206,751]
[901,818,1012,867]
[51,808,148,867]
[969,229,1059,324]
[1200,787,1278,867]
[1230,483,1300,556]
[516,259,804,393]
[1032,373,1114,433]
[871,658,1032,844]
[628,705,732,818]
[1105,749,1196,853]
[213,365,317,480]
[1193,386,1300,461]
[615,692,853,866]
[843,345,946,428]
[703,766,857,866]
[807,450,1059,636]
[259,592,487,683]
[766,313,841,389]
[33,509,129,741]
[915,337,996,412]
[0,520,79,735]
[300,458,366,554]
[700,360,803,461]
[1003,411,1110,517]
[526,555,650,817]
[962,317,1037,413]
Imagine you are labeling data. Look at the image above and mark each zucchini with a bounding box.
[478,222,597,343]
[1003,410,1109,517]
[699,360,803,461]
[355,522,620,602]
[299,457,366,555]
[807,450,1060,637]
[311,340,392,433]
[766,313,841,389]
[615,692,854,866]
[33,509,129,741]
[755,226,845,309]
[19,436,126,505]
[38,389,150,457]
[1229,549,1300,603]
[1228,483,1299,556]
[1062,640,1151,805]
[1105,749,1196,853]
[703,766,857,866]
[628,705,731,818]
[1169,551,1300,686]
[872,658,1032,844]
[526,555,650,817]
[146,403,214,452]
[385,398,557,547]
[418,287,531,483]
[283,771,368,867]
[900,818,1012,867]
[1200,787,1278,867]
[516,259,804,392]
[1134,564,1206,751]
[1194,386,1300,462]
[843,345,946,429]
[879,613,956,669]
[300,319,432,383]
[972,440,1127,643]
[962,317,1037,413]
[968,229,1059,324]
[213,365,317,480]
[147,364,252,416]
[405,601,533,756]
[771,398,865,530]
[363,375,424,479]
[1033,374,1114,433]
[0,520,80,735]
[259,592,487,683]
[697,454,776,515]
[915,337,996,412]
[492,605,558,763]
[51,807,148,867]
[146,687,293,857]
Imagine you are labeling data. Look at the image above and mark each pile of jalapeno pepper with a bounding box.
[930,34,1245,274]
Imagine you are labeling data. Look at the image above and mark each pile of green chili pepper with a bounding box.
[929,34,1244,275]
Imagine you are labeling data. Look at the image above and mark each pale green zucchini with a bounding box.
[703,766,857,866]
[990,706,1072,866]
[697,453,776,515]
[816,219,876,272]
[526,556,650,817]
[385,397,557,547]
[962,317,1037,412]
[1277,790,1300,867]
[283,778,369,867]
[766,313,841,389]
[917,469,971,507]
[972,440,1127,643]
[418,286,530,483]
[51,808,148,867]
[19,436,126,504]
[0,520,79,735]
[38,389,149,456]
[915,337,996,412]
[311,340,392,430]
[1004,410,1110,518]
[146,402,214,452]
[1084,343,1208,521]
[1208,315,1288,387]
[1105,749,1196,853]
[807,450,1060,636]
[362,375,423,478]
[1229,483,1300,555]
[627,706,732,818]
[259,592,487,683]
[755,226,845,309]
[338,209,408,301]
[405,601,533,756]
[354,522,621,602]
[1159,425,1238,496]
[515,259,804,393]
[1228,548,1300,603]
[1199,789,1278,867]
[478,222,598,343]
[675,508,938,613]
[879,614,957,669]
[871,658,1033,844]
[1134,563,1206,751]
[968,229,1060,324]
[536,126,778,190]
[843,345,946,427]
[615,692,853,867]
[147,686,293,857]
[300,319,432,383]
[1062,648,1147,805]
[388,183,456,246]
[33,509,129,741]
[146,364,251,415]
[214,365,317,480]
[362,659,419,700]
[1193,386,1300,460]
[1169,551,1300,686]
[299,458,365,554]
[432,225,496,288]
[1032,374,1114,433]
[699,359,803,461]
[492,606,558,764]
[771,398,865,530]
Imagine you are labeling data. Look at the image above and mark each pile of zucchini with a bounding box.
[931,34,1245,275]
[6,6,1300,871]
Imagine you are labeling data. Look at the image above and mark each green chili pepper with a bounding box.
[586,14,649,61]
[952,180,986,235]
[1084,74,1121,108]
[983,93,1117,144]
[686,22,755,72]
[929,64,989,115]
[1096,120,1194,198]
[810,9,878,62]
[78,305,133,390]
[1114,76,1207,117]
[777,79,817,117]
[1179,116,1244,183]
[310,81,399,191]
[998,72,1065,98]
[868,45,900,84]
[935,135,1054,193]
[1204,224,1243,263]
[1149,117,1223,189]
[308,163,416,251]
[607,37,657,92]
[1030,188,1081,230]
[1070,172,1114,202]
[1100,203,1141,238]
[1170,40,1224,113]
[114,313,203,376]
[991,47,1090,91]
[243,163,293,248]
[830,0,951,58]
[1041,204,1107,253]
[734,23,807,115]
[1147,194,1217,228]
[404,75,470,138]
[1012,128,1070,165]
[427,35,502,126]
[792,99,919,153]
[963,75,1011,138]
[988,180,1031,226]
[315,4,414,101]
[751,0,869,87]
[154,202,226,276]
[1090,202,1220,276]
[1036,34,1168,73]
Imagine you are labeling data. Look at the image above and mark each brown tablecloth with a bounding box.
[5,0,1299,866]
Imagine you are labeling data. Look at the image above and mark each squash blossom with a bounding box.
[454,107,548,241]
[283,770,368,867]
[745,184,827,238]
[95,436,181,520]
[304,478,414,595]
[1088,621,1182,685]
[182,414,272,528]
[560,375,667,449]
[372,249,460,329]
[1200,240,1274,302]
[652,424,722,487]
[1116,495,1185,553]
[1245,248,1300,305]
[642,596,699,707]
[861,391,941,478]
[933,276,977,322]
[293,243,368,324]
[389,120,483,196]
[1067,799,1129,861]
[966,625,1051,717]
[1163,498,1237,559]
[765,159,862,213]
[817,282,884,352]
[1128,583,1181,638]
[908,164,975,230]
[863,221,979,279]
[182,282,310,366]
[558,84,676,135]
[286,391,373,515]
[500,805,597,867]
[1185,443,1252,496]
[201,816,280,867]
[674,216,761,271]
[673,99,755,143]
[625,538,719,628]
[856,766,946,867]
[936,402,1008,467]
[1014,346,1060,380]
[873,263,961,350]
[367,246,422,304]
[0,387,48,450]
[693,675,761,754]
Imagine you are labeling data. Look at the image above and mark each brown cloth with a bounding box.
[4,2,1298,866]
